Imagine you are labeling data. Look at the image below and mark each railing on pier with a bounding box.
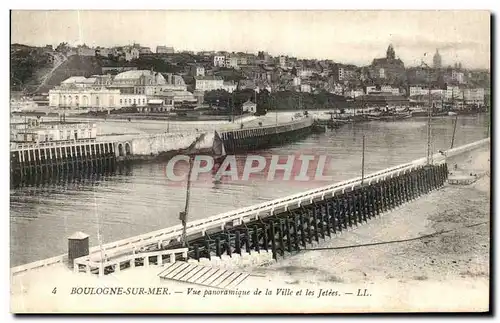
[221,117,313,136]
[11,138,98,151]
[11,255,66,276]
[74,248,188,276]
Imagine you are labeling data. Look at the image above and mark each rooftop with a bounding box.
[62,76,96,84]
[195,76,223,81]
[114,70,166,84]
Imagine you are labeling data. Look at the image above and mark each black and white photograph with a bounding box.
[8,9,491,313]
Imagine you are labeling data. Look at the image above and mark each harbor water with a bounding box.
[10,113,489,266]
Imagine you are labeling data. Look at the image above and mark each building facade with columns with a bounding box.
[49,87,121,110]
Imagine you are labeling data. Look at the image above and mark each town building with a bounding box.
[139,47,153,55]
[59,76,97,88]
[109,70,175,95]
[300,84,312,93]
[242,100,257,114]
[226,56,239,69]
[76,45,96,57]
[223,81,237,93]
[49,70,196,111]
[195,76,224,92]
[156,46,175,54]
[358,93,409,109]
[213,55,226,67]
[96,47,112,57]
[298,68,314,79]
[445,85,463,101]
[464,88,485,106]
[293,77,301,87]
[118,94,148,108]
[365,86,378,94]
[344,89,364,98]
[49,87,121,110]
[380,85,400,95]
[409,86,428,97]
[120,46,140,61]
[279,56,287,68]
[11,119,97,144]
[237,55,248,66]
[370,44,406,83]
[451,70,466,84]
[190,66,205,77]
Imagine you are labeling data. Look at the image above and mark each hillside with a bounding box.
[36,56,103,93]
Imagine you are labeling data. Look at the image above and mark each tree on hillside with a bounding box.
[55,42,71,53]
[10,49,51,91]
[129,56,181,73]
[256,89,271,115]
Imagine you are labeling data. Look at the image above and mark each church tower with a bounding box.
[433,49,442,69]
[386,44,395,60]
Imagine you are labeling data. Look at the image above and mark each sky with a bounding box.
[10,10,491,69]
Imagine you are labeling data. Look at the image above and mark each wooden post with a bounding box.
[450,114,458,149]
[261,224,268,251]
[235,230,241,255]
[325,203,332,237]
[194,244,200,260]
[252,225,260,253]
[215,237,221,258]
[270,223,277,260]
[285,218,292,253]
[362,188,368,222]
[291,216,300,251]
[299,213,307,248]
[342,197,349,229]
[348,193,354,227]
[305,209,313,244]
[225,233,232,257]
[361,134,365,184]
[278,220,285,256]
[312,206,319,242]
[244,228,251,254]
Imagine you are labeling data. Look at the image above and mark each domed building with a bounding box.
[49,69,197,112]
[111,69,167,95]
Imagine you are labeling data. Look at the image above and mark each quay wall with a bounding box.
[126,131,214,157]
[220,117,314,153]
[10,137,490,276]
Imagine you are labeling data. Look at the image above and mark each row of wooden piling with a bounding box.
[10,160,134,188]
[186,163,448,261]
[10,142,117,178]
[220,124,312,153]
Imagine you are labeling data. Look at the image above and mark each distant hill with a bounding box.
[10,48,104,93]
[35,56,103,93]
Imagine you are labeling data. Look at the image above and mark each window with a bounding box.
[142,99,145,104]
[133,99,136,104]
[96,96,100,106]
[129,99,132,104]
[120,99,122,104]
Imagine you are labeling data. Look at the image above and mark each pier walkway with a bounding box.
[10,138,489,278]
